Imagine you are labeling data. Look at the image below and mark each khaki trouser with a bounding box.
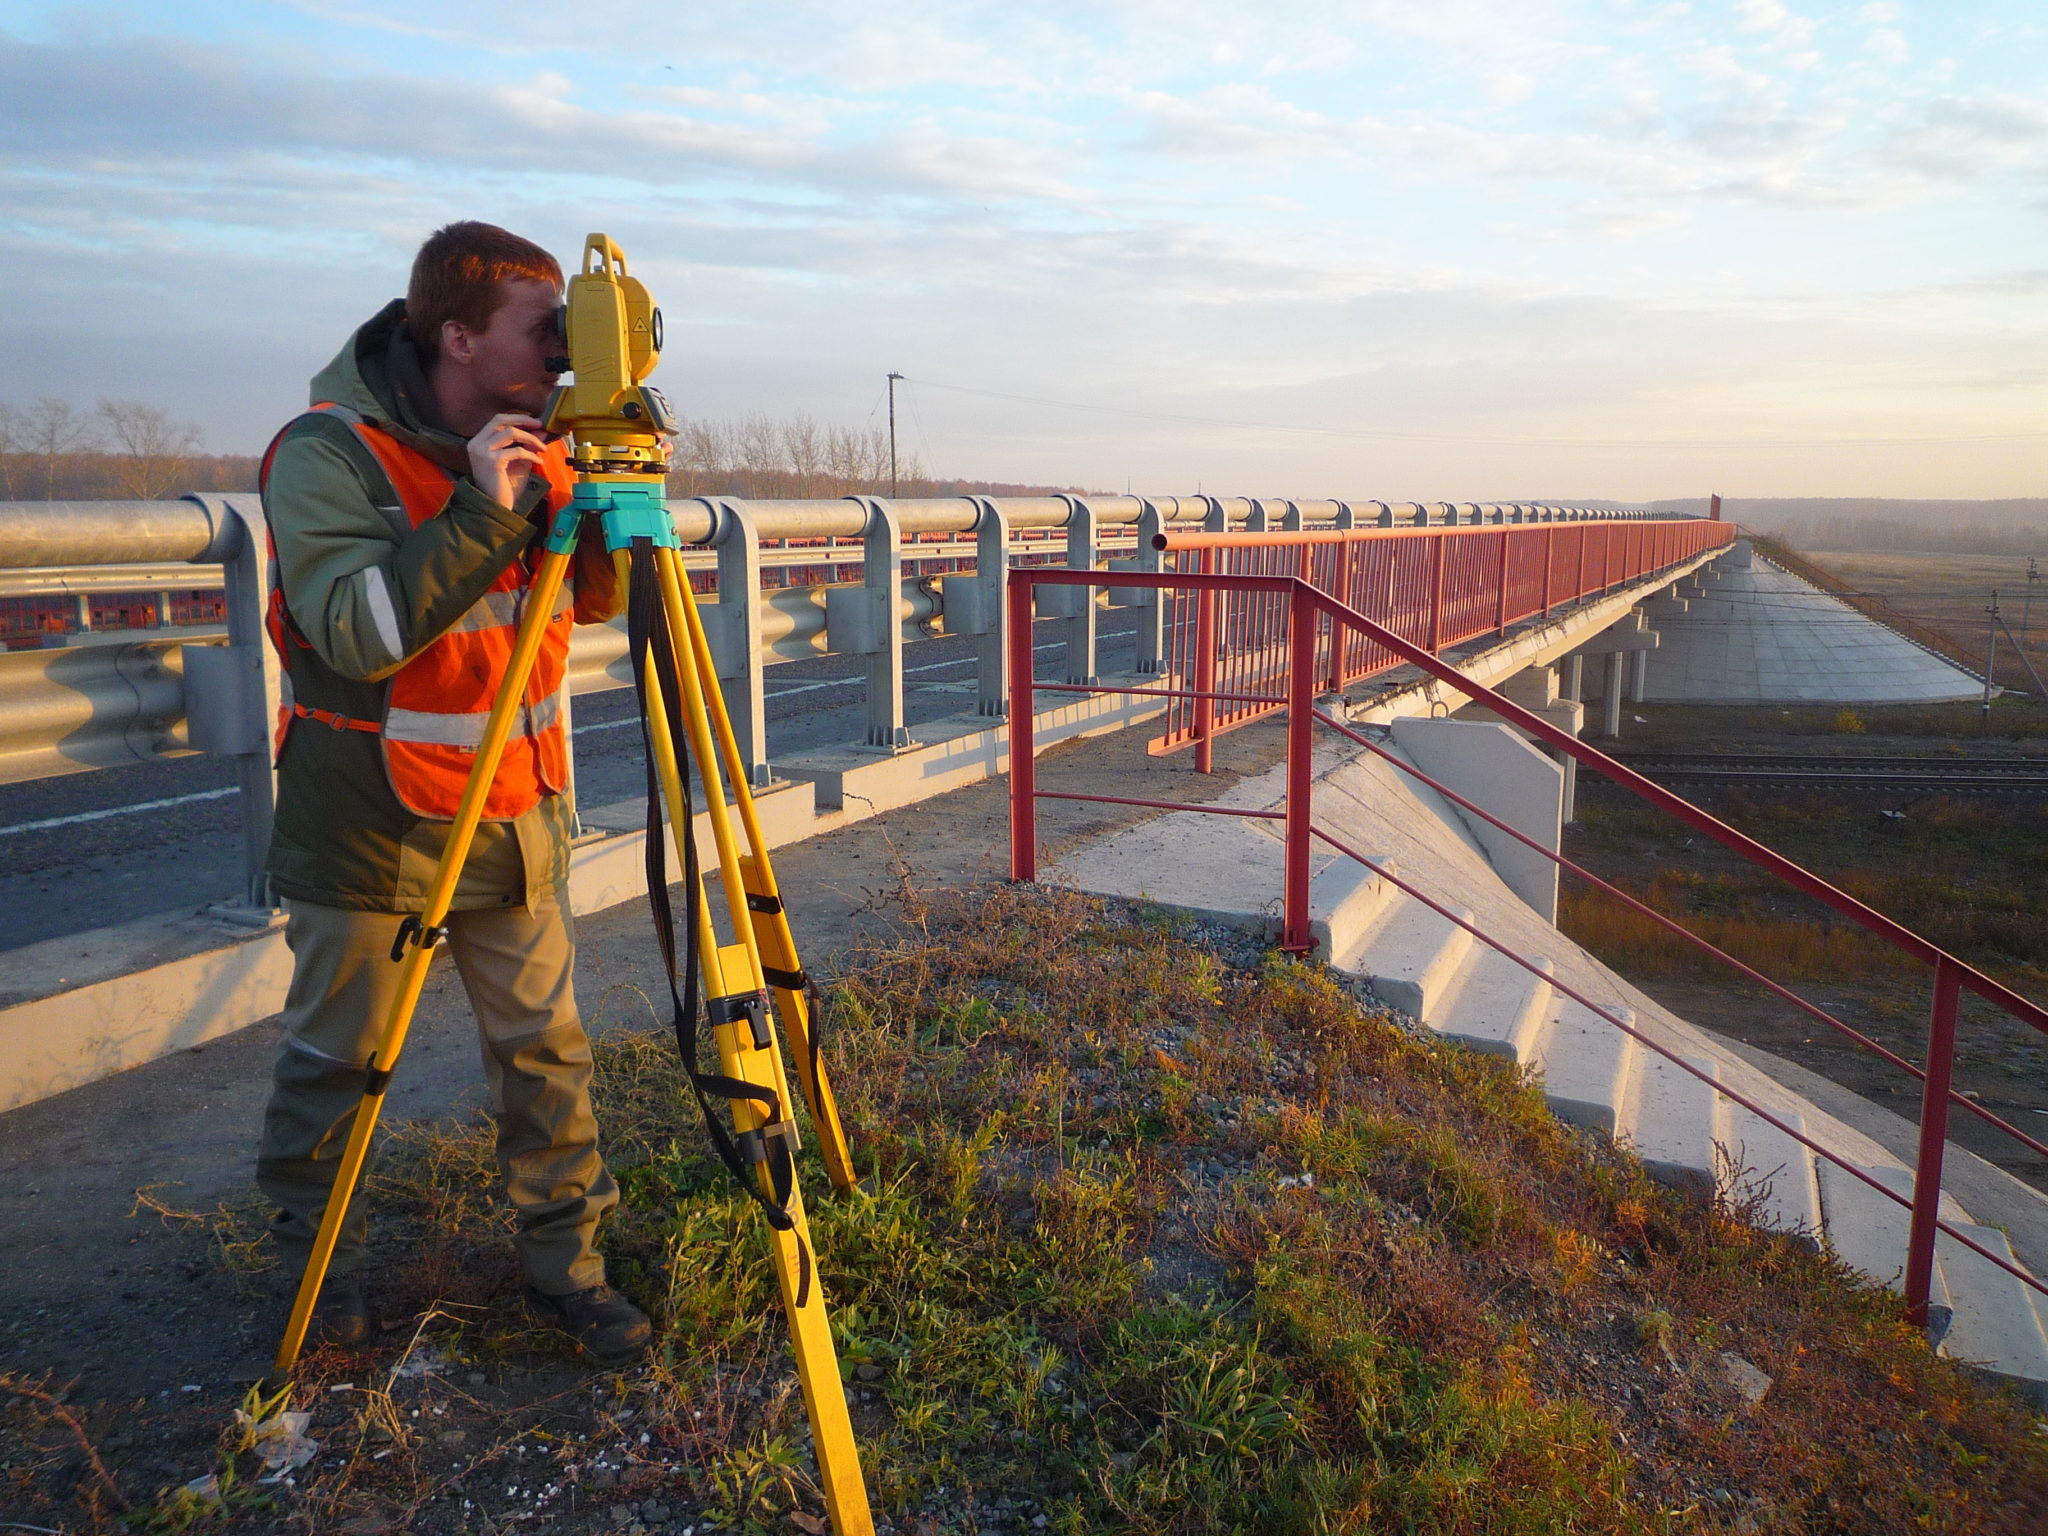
[255,895,618,1295]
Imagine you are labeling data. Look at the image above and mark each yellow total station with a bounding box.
[543,233,677,476]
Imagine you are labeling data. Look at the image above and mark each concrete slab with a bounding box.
[1642,555,1981,705]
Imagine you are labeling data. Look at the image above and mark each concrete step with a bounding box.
[1814,1161,1955,1331]
[1343,895,1474,1019]
[1936,1220,2048,1408]
[1423,945,1553,1063]
[1530,997,1638,1137]
[1308,853,1401,964]
[1717,1101,1824,1248]
[1624,1051,1722,1200]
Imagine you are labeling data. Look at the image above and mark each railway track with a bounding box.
[1607,752,2048,792]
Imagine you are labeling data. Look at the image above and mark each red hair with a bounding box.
[406,222,562,360]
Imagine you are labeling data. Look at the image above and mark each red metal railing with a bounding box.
[1007,564,2048,1329]
[1149,519,1734,764]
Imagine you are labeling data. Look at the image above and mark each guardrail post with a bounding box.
[1202,497,1227,534]
[1194,547,1218,774]
[1007,569,1037,882]
[1427,535,1447,652]
[827,497,912,750]
[1906,958,1962,1329]
[1132,500,1165,675]
[1062,495,1098,684]
[701,497,770,787]
[1278,501,1303,532]
[966,496,1010,716]
[1282,589,1315,954]
[179,493,280,915]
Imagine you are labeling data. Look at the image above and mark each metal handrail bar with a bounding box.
[1306,821,2048,1306]
[0,495,1668,572]
[1153,521,1703,551]
[1036,792,1285,821]
[1031,681,1287,708]
[1308,706,2048,1165]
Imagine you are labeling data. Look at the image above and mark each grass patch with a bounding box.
[6,888,2046,1533]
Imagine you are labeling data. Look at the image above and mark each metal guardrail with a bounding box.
[1007,563,2048,1338]
[0,492,1679,910]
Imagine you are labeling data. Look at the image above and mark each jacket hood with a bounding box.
[307,300,472,474]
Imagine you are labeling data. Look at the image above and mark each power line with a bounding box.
[901,375,2048,450]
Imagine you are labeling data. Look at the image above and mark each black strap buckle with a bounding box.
[708,990,773,1051]
[737,1118,800,1165]
[745,891,783,915]
[390,913,449,964]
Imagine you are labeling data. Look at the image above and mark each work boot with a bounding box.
[524,1283,652,1365]
[273,1269,370,1348]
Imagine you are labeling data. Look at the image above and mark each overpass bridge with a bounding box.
[3,490,2043,1405]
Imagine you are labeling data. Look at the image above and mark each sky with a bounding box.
[1,1,2045,501]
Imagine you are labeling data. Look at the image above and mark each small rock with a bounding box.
[643,1502,670,1522]
[854,1362,885,1382]
[1033,1516,1049,1530]
[1714,1351,1772,1406]
[610,1506,635,1524]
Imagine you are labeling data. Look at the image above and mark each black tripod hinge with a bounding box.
[708,990,773,1051]
[390,914,449,964]
[761,964,807,992]
[737,1117,800,1164]
[745,891,784,915]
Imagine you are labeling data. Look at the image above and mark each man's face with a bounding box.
[450,276,563,416]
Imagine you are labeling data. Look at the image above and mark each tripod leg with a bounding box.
[273,546,578,1376]
[667,551,859,1189]
[638,545,874,1536]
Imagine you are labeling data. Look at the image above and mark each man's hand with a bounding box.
[467,413,549,509]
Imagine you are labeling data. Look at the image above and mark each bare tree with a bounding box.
[782,411,824,497]
[22,398,100,499]
[0,400,18,499]
[97,399,203,499]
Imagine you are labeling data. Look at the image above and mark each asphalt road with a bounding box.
[0,615,1144,953]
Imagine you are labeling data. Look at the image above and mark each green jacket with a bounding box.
[263,300,619,914]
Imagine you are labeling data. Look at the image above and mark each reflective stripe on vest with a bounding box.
[261,402,579,822]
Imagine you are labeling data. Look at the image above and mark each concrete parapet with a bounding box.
[0,682,1165,1115]
[1389,717,1563,921]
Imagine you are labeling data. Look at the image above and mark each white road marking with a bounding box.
[0,786,238,837]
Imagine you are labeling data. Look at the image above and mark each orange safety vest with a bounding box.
[261,403,579,822]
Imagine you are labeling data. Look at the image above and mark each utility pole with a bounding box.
[1983,590,2000,725]
[886,372,903,498]
[2021,556,2040,656]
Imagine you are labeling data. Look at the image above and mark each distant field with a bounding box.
[1806,548,2046,692]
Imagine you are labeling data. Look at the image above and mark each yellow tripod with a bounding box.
[271,236,872,1533]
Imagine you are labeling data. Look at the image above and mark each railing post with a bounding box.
[1282,589,1316,954]
[1007,569,1038,882]
[1493,528,1510,633]
[1062,495,1098,684]
[1134,500,1165,675]
[1327,538,1353,692]
[179,493,279,916]
[968,496,1011,716]
[1542,525,1556,613]
[1427,534,1447,653]
[703,497,770,787]
[828,497,911,750]
[1194,547,1218,774]
[1905,958,1962,1329]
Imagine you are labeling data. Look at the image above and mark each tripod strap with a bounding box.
[626,541,809,1288]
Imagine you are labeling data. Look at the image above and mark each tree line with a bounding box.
[0,400,1078,504]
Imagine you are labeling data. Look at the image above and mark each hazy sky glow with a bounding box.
[2,1,2045,499]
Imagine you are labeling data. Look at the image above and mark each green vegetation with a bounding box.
[7,889,2046,1533]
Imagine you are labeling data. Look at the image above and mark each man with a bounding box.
[254,221,651,1363]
